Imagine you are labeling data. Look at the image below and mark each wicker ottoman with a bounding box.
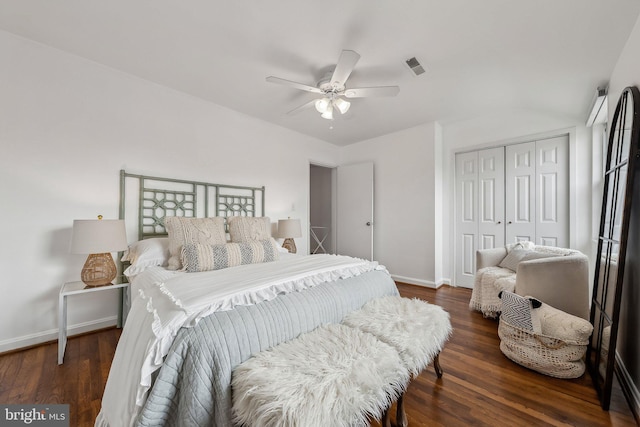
[498,291,593,379]
[231,323,410,427]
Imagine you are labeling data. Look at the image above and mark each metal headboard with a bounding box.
[118,169,266,240]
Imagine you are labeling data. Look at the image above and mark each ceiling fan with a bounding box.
[266,50,400,120]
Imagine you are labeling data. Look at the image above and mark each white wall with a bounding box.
[608,13,640,414]
[339,123,439,287]
[0,31,340,352]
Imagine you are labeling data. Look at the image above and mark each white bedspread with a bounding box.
[98,254,385,427]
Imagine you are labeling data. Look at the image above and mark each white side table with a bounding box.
[58,281,130,364]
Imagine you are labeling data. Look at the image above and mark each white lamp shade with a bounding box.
[315,97,330,113]
[70,219,128,254]
[277,218,302,238]
[333,97,351,114]
[321,103,334,120]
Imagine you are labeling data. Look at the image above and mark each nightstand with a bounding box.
[58,281,129,364]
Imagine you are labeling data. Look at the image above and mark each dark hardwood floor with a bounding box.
[0,283,636,426]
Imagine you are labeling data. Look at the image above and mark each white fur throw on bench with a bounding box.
[343,296,452,376]
[232,323,410,427]
[231,297,452,427]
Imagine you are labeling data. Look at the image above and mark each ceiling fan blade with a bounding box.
[266,76,323,94]
[343,86,400,98]
[287,99,318,115]
[331,50,361,87]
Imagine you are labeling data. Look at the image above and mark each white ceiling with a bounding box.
[2,0,639,146]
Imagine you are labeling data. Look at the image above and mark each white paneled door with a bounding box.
[455,135,569,288]
[455,148,505,287]
[455,151,479,288]
[336,162,374,260]
[505,141,536,243]
[478,147,506,249]
[534,136,569,247]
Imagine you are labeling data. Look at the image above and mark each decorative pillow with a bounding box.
[121,237,170,276]
[535,301,593,343]
[227,216,271,243]
[499,291,542,334]
[181,238,280,272]
[165,217,227,270]
[498,249,558,272]
[498,248,532,271]
[505,241,535,252]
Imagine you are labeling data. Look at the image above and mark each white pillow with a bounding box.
[498,249,558,272]
[165,217,227,270]
[121,237,170,276]
[227,216,271,243]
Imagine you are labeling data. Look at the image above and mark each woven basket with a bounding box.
[498,318,588,379]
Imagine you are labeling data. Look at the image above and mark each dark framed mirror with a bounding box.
[587,86,640,409]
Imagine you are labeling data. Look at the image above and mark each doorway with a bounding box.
[309,162,375,259]
[310,164,334,254]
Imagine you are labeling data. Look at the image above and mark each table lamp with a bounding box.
[277,218,302,254]
[70,215,128,287]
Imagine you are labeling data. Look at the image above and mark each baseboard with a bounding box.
[437,278,452,287]
[392,275,449,289]
[615,352,640,423]
[0,316,118,354]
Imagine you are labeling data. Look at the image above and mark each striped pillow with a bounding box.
[499,291,542,333]
[181,238,280,272]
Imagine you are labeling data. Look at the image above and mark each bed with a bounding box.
[95,171,399,427]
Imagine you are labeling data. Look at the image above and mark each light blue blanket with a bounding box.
[135,269,398,426]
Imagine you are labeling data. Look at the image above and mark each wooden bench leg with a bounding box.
[433,352,443,378]
[381,391,407,427]
[382,406,392,427]
[396,391,408,427]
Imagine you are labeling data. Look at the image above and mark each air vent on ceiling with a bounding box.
[405,57,426,76]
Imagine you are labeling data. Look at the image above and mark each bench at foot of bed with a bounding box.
[232,296,452,427]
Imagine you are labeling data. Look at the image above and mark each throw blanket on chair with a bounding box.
[469,267,516,318]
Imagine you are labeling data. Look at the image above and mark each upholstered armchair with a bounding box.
[470,243,590,320]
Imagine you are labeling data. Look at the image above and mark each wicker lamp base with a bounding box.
[282,238,297,254]
[81,253,117,287]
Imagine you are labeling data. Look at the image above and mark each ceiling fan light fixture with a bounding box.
[321,104,334,120]
[333,97,351,114]
[315,97,330,113]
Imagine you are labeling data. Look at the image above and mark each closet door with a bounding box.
[505,142,536,243]
[504,136,569,246]
[535,136,569,247]
[455,135,569,287]
[455,151,479,287]
[455,148,505,287]
[478,148,506,249]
